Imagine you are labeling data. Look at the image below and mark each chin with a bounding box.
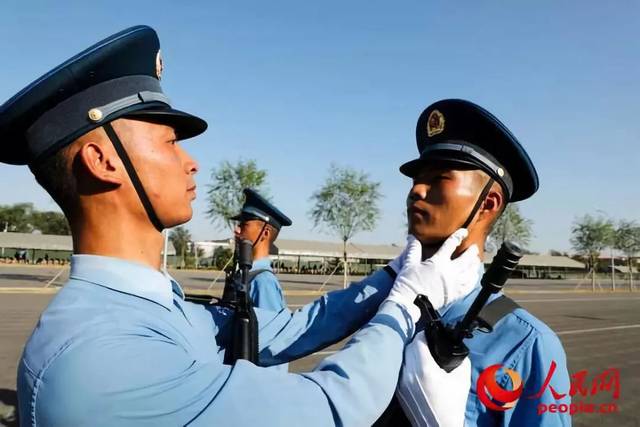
[409,223,446,245]
[163,208,193,228]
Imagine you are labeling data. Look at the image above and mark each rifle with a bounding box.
[220,240,240,306]
[414,241,523,372]
[222,239,259,365]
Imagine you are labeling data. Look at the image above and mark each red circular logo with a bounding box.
[477,364,523,411]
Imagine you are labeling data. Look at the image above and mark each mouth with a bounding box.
[408,205,429,218]
[187,185,197,199]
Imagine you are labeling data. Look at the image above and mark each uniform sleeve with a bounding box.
[506,331,571,427]
[255,268,395,365]
[35,301,414,427]
[250,271,286,312]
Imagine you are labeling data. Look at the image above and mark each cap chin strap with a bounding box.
[103,122,164,232]
[252,222,269,249]
[461,178,495,229]
[415,178,496,256]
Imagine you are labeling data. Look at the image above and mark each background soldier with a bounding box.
[232,188,292,313]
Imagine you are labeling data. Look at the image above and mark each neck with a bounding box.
[454,234,486,260]
[421,230,486,261]
[71,200,164,270]
[252,242,270,261]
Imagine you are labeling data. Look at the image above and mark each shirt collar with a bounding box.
[251,256,272,271]
[70,254,179,310]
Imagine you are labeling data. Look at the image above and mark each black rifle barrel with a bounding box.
[230,239,259,363]
[239,239,253,271]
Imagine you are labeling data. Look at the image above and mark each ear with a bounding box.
[77,139,124,186]
[261,226,271,242]
[478,185,504,223]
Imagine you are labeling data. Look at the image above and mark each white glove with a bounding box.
[388,235,412,273]
[396,331,471,427]
[386,229,481,323]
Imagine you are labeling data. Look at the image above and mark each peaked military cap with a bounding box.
[0,25,207,165]
[400,99,539,202]
[231,188,292,230]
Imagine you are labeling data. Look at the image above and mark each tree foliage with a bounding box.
[489,204,533,248]
[309,164,382,249]
[614,220,640,258]
[0,203,34,233]
[206,159,269,230]
[31,211,71,235]
[614,220,640,289]
[0,203,69,235]
[571,215,614,259]
[212,246,233,270]
[169,226,192,262]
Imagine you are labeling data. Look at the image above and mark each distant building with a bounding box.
[0,232,176,265]
[193,239,234,259]
[269,239,586,278]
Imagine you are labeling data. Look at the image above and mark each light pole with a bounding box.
[611,246,616,291]
[596,209,615,292]
[162,229,169,272]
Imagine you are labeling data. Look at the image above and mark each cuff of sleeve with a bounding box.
[387,258,401,275]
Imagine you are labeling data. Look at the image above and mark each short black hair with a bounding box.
[473,169,508,235]
[28,145,76,215]
[267,223,280,244]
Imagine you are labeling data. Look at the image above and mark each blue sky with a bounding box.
[0,1,638,252]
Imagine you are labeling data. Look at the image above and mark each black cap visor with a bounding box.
[125,107,207,141]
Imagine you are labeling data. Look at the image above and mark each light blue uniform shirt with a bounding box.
[249,257,289,372]
[249,257,286,313]
[17,255,411,427]
[440,286,571,426]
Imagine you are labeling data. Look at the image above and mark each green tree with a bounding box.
[31,211,70,235]
[614,220,640,291]
[571,214,615,291]
[0,203,35,232]
[169,226,192,268]
[0,203,70,235]
[212,246,233,270]
[489,204,533,248]
[309,165,382,287]
[206,159,269,231]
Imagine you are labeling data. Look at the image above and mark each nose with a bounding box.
[178,144,199,175]
[408,182,428,202]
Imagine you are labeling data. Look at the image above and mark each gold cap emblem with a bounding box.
[427,109,445,137]
[155,50,164,80]
[88,108,103,122]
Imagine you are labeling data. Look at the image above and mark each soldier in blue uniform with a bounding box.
[2,26,482,426]
[395,100,571,426]
[231,188,292,314]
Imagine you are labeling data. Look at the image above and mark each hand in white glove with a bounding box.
[396,331,471,427]
[386,229,481,323]
[388,235,413,274]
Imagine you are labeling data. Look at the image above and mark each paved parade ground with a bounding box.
[0,265,638,426]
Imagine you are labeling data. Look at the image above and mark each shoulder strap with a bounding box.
[248,268,272,282]
[477,295,521,331]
